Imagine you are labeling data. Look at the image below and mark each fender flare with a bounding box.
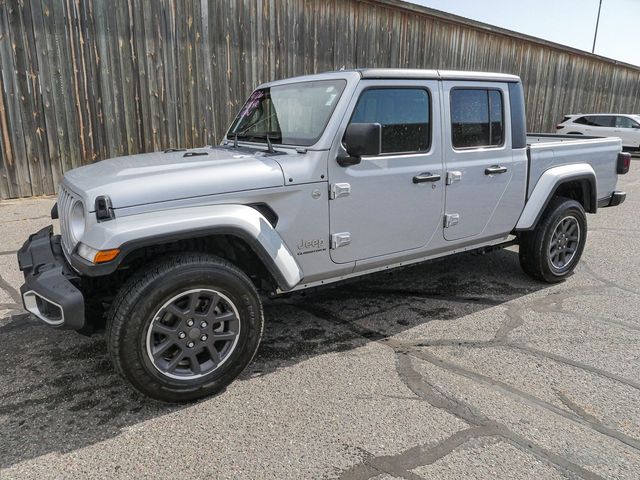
[515,163,597,231]
[71,204,303,290]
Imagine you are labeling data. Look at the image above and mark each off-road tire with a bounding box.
[106,253,263,403]
[519,197,587,283]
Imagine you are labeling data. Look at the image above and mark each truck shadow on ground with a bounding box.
[0,248,550,468]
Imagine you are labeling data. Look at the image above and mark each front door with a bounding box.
[441,82,514,241]
[328,81,444,264]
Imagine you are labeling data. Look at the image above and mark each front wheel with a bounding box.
[106,254,263,402]
[518,197,587,283]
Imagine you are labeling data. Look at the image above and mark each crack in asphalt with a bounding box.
[338,350,605,480]
[0,271,22,306]
[581,262,640,297]
[529,283,640,332]
[291,273,639,479]
[404,339,640,392]
[392,354,606,480]
[554,388,611,430]
[339,427,500,480]
[406,347,640,452]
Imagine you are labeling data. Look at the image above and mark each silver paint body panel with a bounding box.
[55,70,623,291]
[526,135,620,200]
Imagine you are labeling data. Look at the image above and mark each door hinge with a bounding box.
[446,171,462,185]
[444,213,460,228]
[329,182,351,200]
[330,232,351,249]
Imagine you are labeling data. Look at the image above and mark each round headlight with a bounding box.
[70,200,86,242]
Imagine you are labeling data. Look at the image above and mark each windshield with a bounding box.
[227,79,347,146]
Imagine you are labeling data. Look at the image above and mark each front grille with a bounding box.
[58,185,78,255]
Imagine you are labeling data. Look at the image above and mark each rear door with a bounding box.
[328,80,444,264]
[441,82,514,241]
[614,116,640,147]
[588,115,616,136]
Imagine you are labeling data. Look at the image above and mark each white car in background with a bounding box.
[557,114,640,150]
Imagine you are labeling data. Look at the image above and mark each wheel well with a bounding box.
[118,235,276,291]
[552,179,596,213]
[76,234,276,333]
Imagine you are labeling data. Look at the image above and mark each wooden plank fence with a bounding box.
[1,0,639,199]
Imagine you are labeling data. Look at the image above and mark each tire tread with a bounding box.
[106,253,263,402]
[518,196,587,283]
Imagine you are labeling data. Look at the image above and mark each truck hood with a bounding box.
[63,147,285,209]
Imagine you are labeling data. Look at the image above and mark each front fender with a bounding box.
[73,204,303,290]
[515,163,596,231]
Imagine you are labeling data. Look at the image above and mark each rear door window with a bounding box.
[350,88,431,154]
[590,116,615,127]
[450,89,504,148]
[616,116,640,128]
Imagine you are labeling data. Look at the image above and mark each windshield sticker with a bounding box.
[325,93,337,106]
[239,90,265,118]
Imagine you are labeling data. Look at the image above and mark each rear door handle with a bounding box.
[413,172,441,184]
[484,165,508,175]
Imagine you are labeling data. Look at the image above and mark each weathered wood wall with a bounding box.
[1,0,639,199]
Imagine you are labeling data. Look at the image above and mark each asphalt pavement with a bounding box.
[1,158,639,479]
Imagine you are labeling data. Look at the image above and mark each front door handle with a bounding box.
[413,172,441,184]
[484,165,508,175]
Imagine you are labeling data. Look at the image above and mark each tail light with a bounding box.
[617,152,631,174]
[556,124,565,130]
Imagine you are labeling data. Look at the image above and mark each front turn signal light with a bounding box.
[94,249,120,263]
[77,243,120,264]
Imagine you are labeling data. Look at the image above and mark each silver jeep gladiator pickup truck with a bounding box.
[18,69,630,402]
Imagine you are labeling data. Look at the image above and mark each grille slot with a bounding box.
[58,185,78,255]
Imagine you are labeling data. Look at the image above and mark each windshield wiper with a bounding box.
[231,112,279,142]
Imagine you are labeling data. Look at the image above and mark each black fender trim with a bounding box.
[515,172,597,232]
[70,226,294,290]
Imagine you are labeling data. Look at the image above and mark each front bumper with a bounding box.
[17,226,85,329]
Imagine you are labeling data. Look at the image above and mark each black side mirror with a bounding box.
[337,123,382,167]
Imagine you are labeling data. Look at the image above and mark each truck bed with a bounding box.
[526,133,621,202]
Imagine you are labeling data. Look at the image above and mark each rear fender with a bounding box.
[515,163,596,231]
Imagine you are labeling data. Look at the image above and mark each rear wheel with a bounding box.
[519,197,587,283]
[107,253,263,402]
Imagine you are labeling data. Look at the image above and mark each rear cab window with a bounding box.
[349,88,431,154]
[450,88,504,149]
